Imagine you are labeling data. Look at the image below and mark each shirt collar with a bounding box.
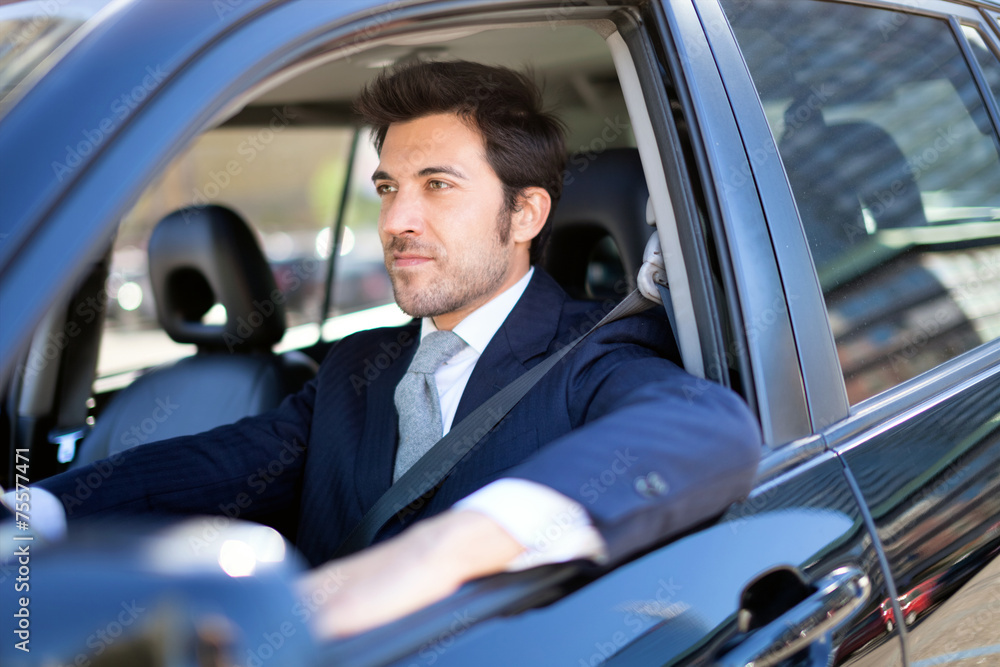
[420,267,534,354]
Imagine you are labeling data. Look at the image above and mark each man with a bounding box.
[34,61,761,639]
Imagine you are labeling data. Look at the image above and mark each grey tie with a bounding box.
[393,330,467,481]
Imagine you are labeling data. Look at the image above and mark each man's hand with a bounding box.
[298,510,524,640]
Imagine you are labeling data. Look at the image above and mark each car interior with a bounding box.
[3,17,734,555]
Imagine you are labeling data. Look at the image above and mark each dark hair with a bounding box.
[354,60,566,264]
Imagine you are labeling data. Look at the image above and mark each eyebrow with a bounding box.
[371,165,469,183]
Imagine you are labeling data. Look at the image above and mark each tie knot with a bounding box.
[408,330,466,374]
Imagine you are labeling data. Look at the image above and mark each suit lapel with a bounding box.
[454,269,568,423]
[353,322,419,512]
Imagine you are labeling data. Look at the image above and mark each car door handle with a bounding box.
[718,566,871,667]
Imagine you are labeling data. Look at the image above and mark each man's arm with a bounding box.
[298,509,524,638]
[303,351,761,638]
[511,358,762,563]
[36,377,317,525]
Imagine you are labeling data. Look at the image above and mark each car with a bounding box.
[2,0,1000,665]
[880,577,935,634]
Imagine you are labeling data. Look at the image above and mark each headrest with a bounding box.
[148,205,286,351]
[545,148,649,300]
[783,90,827,133]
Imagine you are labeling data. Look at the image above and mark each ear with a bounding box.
[510,187,551,245]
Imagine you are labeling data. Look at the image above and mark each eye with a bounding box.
[375,183,397,195]
[427,179,451,190]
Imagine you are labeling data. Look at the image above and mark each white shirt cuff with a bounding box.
[2,487,67,544]
[453,478,608,571]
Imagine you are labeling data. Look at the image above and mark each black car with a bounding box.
[1,0,999,665]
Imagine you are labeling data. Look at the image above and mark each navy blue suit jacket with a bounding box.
[41,269,761,566]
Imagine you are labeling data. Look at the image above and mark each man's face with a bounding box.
[373,113,522,327]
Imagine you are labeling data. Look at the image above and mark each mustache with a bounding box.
[383,237,440,257]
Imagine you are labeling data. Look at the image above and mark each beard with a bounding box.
[384,210,514,319]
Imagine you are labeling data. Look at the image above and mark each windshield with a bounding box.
[0,0,116,108]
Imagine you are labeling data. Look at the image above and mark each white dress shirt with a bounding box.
[424,267,608,570]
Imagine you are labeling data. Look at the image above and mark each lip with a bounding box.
[392,253,432,268]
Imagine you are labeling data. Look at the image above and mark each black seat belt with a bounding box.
[334,289,656,557]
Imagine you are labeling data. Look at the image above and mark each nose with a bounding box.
[379,187,424,238]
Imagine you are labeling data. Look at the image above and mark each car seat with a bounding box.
[544,148,650,301]
[73,205,318,467]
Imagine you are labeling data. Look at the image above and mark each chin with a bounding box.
[393,291,431,319]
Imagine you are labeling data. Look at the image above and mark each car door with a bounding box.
[713,0,1000,665]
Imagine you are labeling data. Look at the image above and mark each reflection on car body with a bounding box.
[1,0,1000,665]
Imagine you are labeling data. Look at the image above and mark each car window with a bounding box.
[723,0,1000,404]
[319,134,401,341]
[96,122,355,380]
[94,23,642,383]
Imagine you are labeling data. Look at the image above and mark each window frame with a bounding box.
[662,0,819,445]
